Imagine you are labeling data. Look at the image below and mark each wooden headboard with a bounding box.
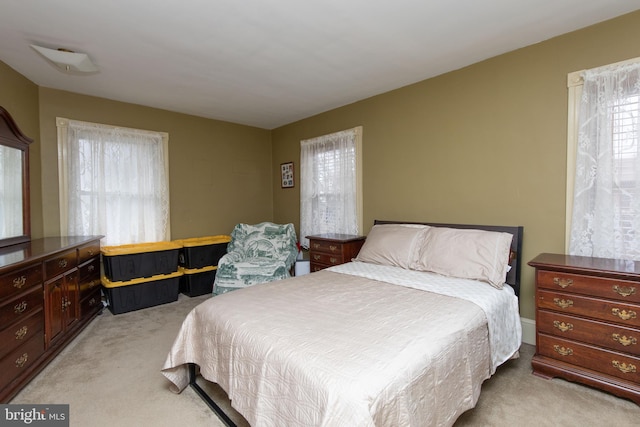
[373,220,524,297]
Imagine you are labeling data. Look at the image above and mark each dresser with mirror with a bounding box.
[0,106,103,402]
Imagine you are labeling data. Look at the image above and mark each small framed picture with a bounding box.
[281,162,294,188]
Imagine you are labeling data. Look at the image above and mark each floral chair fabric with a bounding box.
[213,222,298,295]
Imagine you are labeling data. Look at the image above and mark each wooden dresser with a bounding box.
[529,253,640,404]
[307,234,365,272]
[0,236,103,402]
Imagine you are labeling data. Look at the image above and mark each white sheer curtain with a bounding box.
[57,119,170,246]
[0,146,23,237]
[569,61,640,260]
[300,127,362,249]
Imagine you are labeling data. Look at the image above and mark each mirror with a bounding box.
[0,106,32,248]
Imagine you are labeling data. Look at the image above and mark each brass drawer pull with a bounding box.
[553,298,573,309]
[329,257,338,264]
[553,277,573,288]
[612,334,637,347]
[14,301,28,314]
[13,275,27,289]
[553,345,573,356]
[313,254,321,261]
[553,321,573,332]
[613,285,636,298]
[15,353,28,368]
[15,326,28,340]
[58,259,68,268]
[312,243,320,249]
[612,308,637,321]
[89,297,97,306]
[329,245,338,252]
[88,264,95,272]
[612,360,636,374]
[88,249,95,256]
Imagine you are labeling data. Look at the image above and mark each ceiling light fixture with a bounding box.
[30,44,98,73]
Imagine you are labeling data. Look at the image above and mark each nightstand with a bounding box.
[306,234,366,272]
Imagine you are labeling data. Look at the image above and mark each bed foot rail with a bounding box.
[188,363,238,427]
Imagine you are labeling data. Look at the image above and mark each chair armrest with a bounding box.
[219,251,244,264]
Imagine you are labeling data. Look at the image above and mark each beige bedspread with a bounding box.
[162,268,514,427]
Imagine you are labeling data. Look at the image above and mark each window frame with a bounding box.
[56,118,170,244]
[299,126,363,248]
[565,56,640,252]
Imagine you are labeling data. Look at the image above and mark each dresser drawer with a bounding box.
[537,270,640,304]
[537,309,640,355]
[78,241,100,265]
[538,333,640,383]
[78,275,101,299]
[0,263,42,301]
[537,289,640,328]
[79,289,102,323]
[0,286,44,326]
[78,256,100,299]
[78,256,99,281]
[45,250,77,280]
[0,333,45,388]
[0,309,44,360]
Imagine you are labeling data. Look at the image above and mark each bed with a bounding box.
[162,220,524,427]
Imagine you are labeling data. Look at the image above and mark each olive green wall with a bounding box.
[0,61,43,239]
[1,62,273,241]
[36,88,273,240]
[3,10,640,323]
[271,10,640,321]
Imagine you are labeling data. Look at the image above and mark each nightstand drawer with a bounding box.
[538,333,640,383]
[310,240,344,255]
[310,263,325,273]
[306,234,365,272]
[537,309,640,355]
[537,270,640,303]
[310,252,343,266]
[537,289,640,328]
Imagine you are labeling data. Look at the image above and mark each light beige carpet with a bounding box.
[11,293,640,427]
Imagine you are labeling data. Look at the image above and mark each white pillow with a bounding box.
[411,227,513,289]
[355,224,429,269]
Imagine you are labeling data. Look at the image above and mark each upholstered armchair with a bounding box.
[213,222,298,295]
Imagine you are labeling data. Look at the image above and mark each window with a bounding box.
[57,118,170,246]
[299,126,363,248]
[566,58,640,260]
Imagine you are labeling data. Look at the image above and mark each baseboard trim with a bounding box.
[521,317,535,345]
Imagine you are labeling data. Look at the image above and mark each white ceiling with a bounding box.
[1,1,638,129]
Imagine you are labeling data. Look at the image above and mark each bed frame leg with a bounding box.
[188,363,238,427]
